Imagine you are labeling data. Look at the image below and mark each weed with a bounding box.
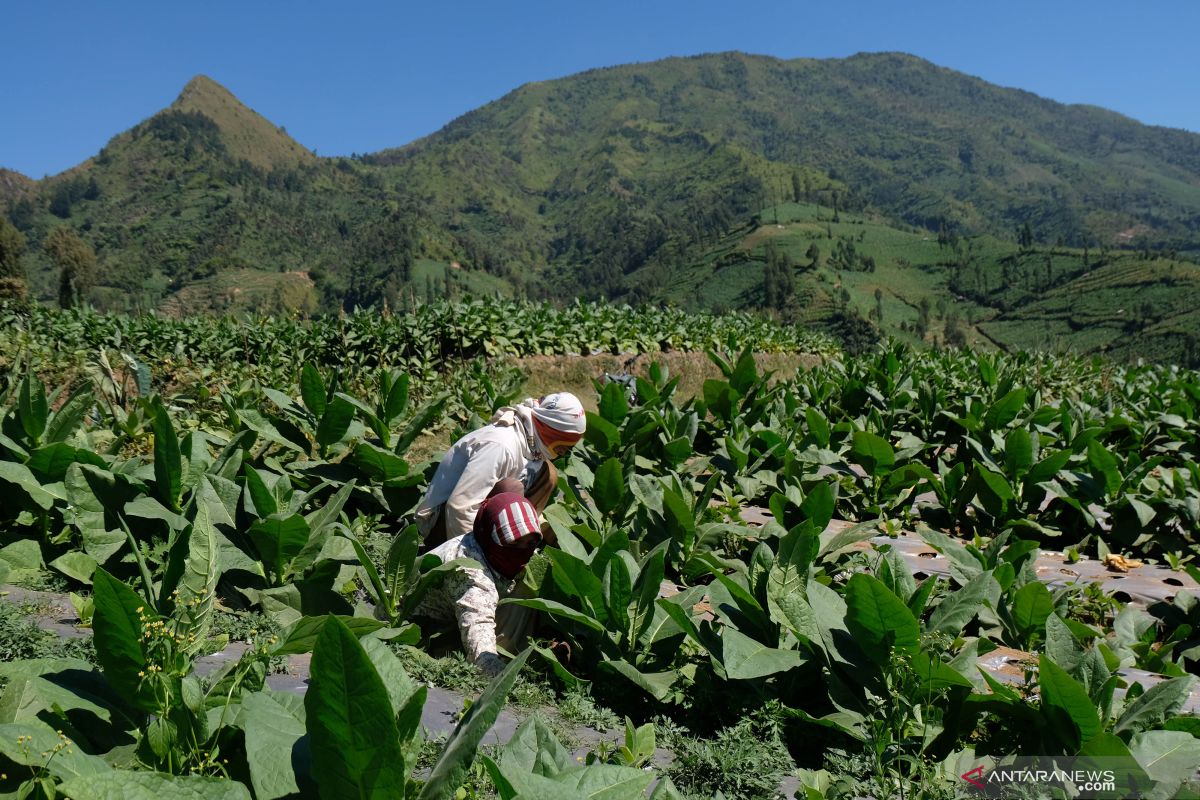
[664,704,794,800]
[0,601,95,664]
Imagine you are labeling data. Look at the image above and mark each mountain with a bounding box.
[0,169,34,206]
[374,52,1200,264]
[3,54,1200,364]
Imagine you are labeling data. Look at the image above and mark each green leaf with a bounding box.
[0,461,57,510]
[500,598,606,634]
[1004,428,1034,477]
[300,363,327,418]
[845,574,919,664]
[350,441,410,482]
[315,396,356,449]
[382,371,410,425]
[305,615,409,799]
[597,659,678,702]
[598,380,628,426]
[1128,730,1200,798]
[729,348,758,395]
[50,551,98,583]
[152,403,182,511]
[172,479,223,654]
[273,614,386,655]
[418,650,531,800]
[243,465,280,518]
[800,481,835,532]
[250,514,312,576]
[0,675,112,724]
[584,413,619,453]
[1087,440,1122,496]
[1012,582,1055,641]
[927,571,1000,636]
[850,431,895,476]
[59,771,251,800]
[984,388,1026,430]
[0,721,110,781]
[720,626,806,679]
[1115,676,1197,738]
[805,408,831,448]
[1025,449,1073,486]
[45,387,94,444]
[25,442,107,482]
[395,394,449,456]
[18,375,49,444]
[242,691,308,800]
[592,457,625,515]
[1038,654,1101,750]
[603,557,632,640]
[91,568,151,711]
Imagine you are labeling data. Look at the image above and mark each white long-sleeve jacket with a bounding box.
[409,533,515,677]
[415,404,540,541]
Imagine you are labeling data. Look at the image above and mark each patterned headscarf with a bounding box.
[530,392,586,460]
[473,492,540,578]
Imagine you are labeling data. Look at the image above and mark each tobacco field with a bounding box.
[0,300,1198,799]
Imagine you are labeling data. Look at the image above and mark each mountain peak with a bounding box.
[0,168,35,205]
[166,75,315,170]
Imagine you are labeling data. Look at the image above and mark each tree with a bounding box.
[806,243,821,269]
[0,217,28,301]
[1017,222,1034,250]
[44,226,96,309]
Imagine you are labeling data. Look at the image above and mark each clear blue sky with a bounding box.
[4,0,1198,178]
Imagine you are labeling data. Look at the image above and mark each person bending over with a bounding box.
[410,491,544,677]
[414,392,586,546]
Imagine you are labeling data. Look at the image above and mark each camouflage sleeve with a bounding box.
[451,567,504,675]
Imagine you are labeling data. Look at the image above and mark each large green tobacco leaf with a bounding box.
[598,380,628,426]
[502,597,606,634]
[26,441,107,482]
[173,478,223,655]
[315,396,356,450]
[17,375,49,444]
[983,388,1026,430]
[249,514,311,576]
[547,549,608,624]
[487,759,656,800]
[44,386,94,444]
[0,461,57,510]
[493,716,572,779]
[719,626,806,680]
[59,771,251,800]
[1003,428,1034,478]
[242,690,308,800]
[599,659,678,701]
[927,571,1000,636]
[1128,730,1200,800]
[844,574,919,665]
[850,431,895,475]
[0,675,112,724]
[593,457,625,515]
[0,721,111,780]
[272,614,385,655]
[151,402,182,511]
[418,649,531,800]
[1114,676,1197,739]
[1012,581,1055,641]
[91,567,151,711]
[305,615,408,799]
[1038,654,1101,752]
[1087,440,1122,497]
[301,363,328,418]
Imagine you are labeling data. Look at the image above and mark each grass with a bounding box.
[0,600,95,665]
